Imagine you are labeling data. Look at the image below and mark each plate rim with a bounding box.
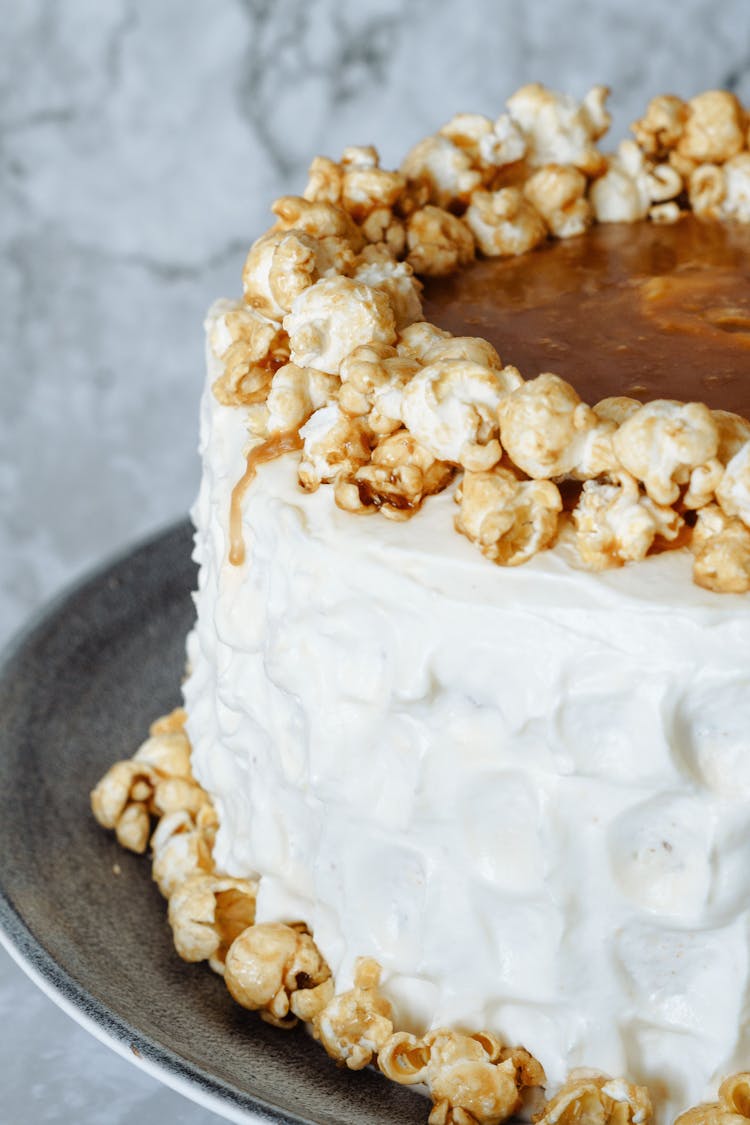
[0,519,310,1125]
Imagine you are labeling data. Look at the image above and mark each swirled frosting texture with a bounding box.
[184,314,750,1124]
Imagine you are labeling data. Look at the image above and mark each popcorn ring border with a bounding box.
[211,83,750,593]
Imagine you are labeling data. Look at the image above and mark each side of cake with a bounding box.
[93,83,750,1125]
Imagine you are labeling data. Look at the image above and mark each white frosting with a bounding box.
[184,309,750,1123]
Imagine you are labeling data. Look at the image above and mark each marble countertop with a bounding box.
[3,0,750,1120]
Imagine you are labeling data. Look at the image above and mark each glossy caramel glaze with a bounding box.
[423,216,750,418]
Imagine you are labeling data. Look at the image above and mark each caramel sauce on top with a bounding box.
[229,431,303,566]
[422,216,750,419]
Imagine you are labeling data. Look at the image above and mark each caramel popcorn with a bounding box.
[690,154,750,222]
[380,1028,543,1125]
[224,922,332,1028]
[612,399,720,505]
[465,188,548,258]
[455,468,562,566]
[505,84,610,175]
[400,134,484,209]
[360,205,407,256]
[311,957,394,1070]
[401,359,520,470]
[271,195,364,251]
[594,397,642,427]
[692,504,750,594]
[675,1073,750,1125]
[298,404,372,490]
[523,164,592,239]
[303,154,344,206]
[535,1072,652,1125]
[151,806,217,898]
[284,276,397,375]
[339,145,406,222]
[246,362,338,438]
[676,91,746,167]
[242,231,324,321]
[210,302,289,407]
[439,112,527,174]
[399,322,504,371]
[498,373,616,481]
[573,474,683,569]
[335,429,454,519]
[90,727,203,854]
[716,442,750,527]
[339,342,420,432]
[167,873,258,973]
[631,95,688,159]
[715,411,750,464]
[590,141,682,223]
[352,245,424,328]
[406,205,476,277]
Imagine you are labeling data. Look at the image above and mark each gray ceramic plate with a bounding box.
[0,521,425,1125]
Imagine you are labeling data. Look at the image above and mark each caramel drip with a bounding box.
[228,431,304,567]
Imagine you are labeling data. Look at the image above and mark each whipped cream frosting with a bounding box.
[184,308,750,1124]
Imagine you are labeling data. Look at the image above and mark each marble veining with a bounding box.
[3,0,750,1120]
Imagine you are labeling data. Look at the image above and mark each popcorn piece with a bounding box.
[340,145,406,222]
[242,231,321,321]
[352,245,424,329]
[167,873,258,974]
[439,112,527,173]
[284,276,397,375]
[210,303,289,407]
[573,474,683,570]
[407,205,475,277]
[683,459,724,510]
[594,397,642,427]
[535,1072,652,1125]
[398,321,452,360]
[402,359,521,470]
[455,468,562,566]
[311,957,394,1070]
[298,404,371,490]
[692,504,750,594]
[271,195,364,251]
[380,1028,543,1125]
[523,164,592,239]
[224,922,332,1029]
[717,442,750,527]
[590,141,682,224]
[91,727,202,854]
[498,373,616,480]
[612,399,719,505]
[718,1074,750,1119]
[465,188,547,258]
[631,95,688,159]
[303,155,344,205]
[360,206,407,257]
[151,807,217,898]
[339,343,420,433]
[335,430,454,520]
[677,91,746,166]
[690,154,750,222]
[506,84,610,175]
[246,363,338,438]
[399,322,505,371]
[400,134,484,209]
[715,411,750,464]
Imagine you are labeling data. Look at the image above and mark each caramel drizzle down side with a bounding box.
[229,431,304,567]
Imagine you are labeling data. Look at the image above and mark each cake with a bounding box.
[93,85,750,1125]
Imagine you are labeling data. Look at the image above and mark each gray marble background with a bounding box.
[2,1,750,1121]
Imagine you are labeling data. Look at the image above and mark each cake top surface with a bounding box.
[207,84,750,594]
